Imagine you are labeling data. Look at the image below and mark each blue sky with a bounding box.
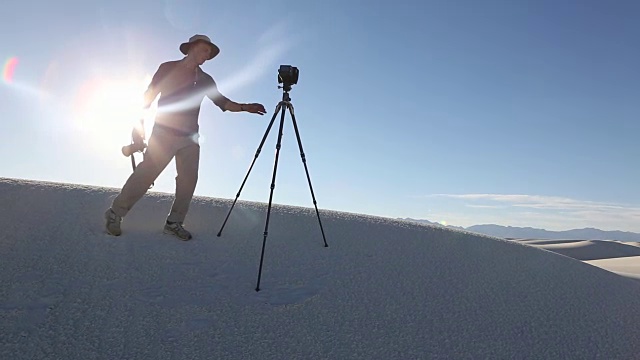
[2,0,639,232]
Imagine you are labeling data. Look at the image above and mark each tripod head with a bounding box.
[278,85,292,102]
[278,83,293,93]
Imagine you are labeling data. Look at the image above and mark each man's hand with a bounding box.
[243,103,267,115]
[132,121,145,144]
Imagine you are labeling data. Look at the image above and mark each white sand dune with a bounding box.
[512,239,640,261]
[511,238,640,280]
[585,256,640,280]
[2,177,640,359]
[515,239,586,245]
[623,241,640,248]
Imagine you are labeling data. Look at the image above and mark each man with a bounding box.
[104,34,266,240]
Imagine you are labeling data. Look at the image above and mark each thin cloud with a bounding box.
[423,193,640,231]
[217,21,299,93]
[429,193,636,213]
[465,204,508,209]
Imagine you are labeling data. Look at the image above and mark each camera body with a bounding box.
[121,141,146,157]
[121,127,146,157]
[278,65,299,88]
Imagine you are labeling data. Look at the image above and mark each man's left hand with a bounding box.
[244,103,267,115]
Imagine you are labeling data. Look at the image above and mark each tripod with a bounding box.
[217,85,328,292]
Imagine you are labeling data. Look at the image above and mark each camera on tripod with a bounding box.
[218,63,328,291]
[278,65,299,89]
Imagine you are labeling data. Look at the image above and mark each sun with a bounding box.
[72,75,154,155]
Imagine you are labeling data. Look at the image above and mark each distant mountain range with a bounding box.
[398,218,640,242]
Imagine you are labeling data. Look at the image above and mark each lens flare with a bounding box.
[72,75,154,155]
[2,57,19,83]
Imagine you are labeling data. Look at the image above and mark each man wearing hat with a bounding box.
[104,34,267,240]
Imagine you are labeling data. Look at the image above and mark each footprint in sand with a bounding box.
[162,317,215,341]
[162,327,182,342]
[256,285,322,306]
[2,270,66,313]
[135,283,228,307]
[37,291,65,309]
[136,286,168,304]
[1,290,65,334]
[1,291,64,312]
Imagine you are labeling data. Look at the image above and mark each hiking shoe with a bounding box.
[164,221,192,240]
[104,208,122,236]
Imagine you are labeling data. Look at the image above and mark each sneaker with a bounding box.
[104,208,122,236]
[164,221,192,240]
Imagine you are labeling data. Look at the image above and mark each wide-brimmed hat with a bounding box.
[179,34,220,60]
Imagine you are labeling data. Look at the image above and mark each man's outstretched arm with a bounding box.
[205,75,266,115]
[223,101,267,115]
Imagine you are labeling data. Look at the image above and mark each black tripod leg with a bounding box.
[217,103,283,237]
[256,104,288,292]
[287,104,329,248]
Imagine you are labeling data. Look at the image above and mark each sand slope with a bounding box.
[2,178,640,359]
